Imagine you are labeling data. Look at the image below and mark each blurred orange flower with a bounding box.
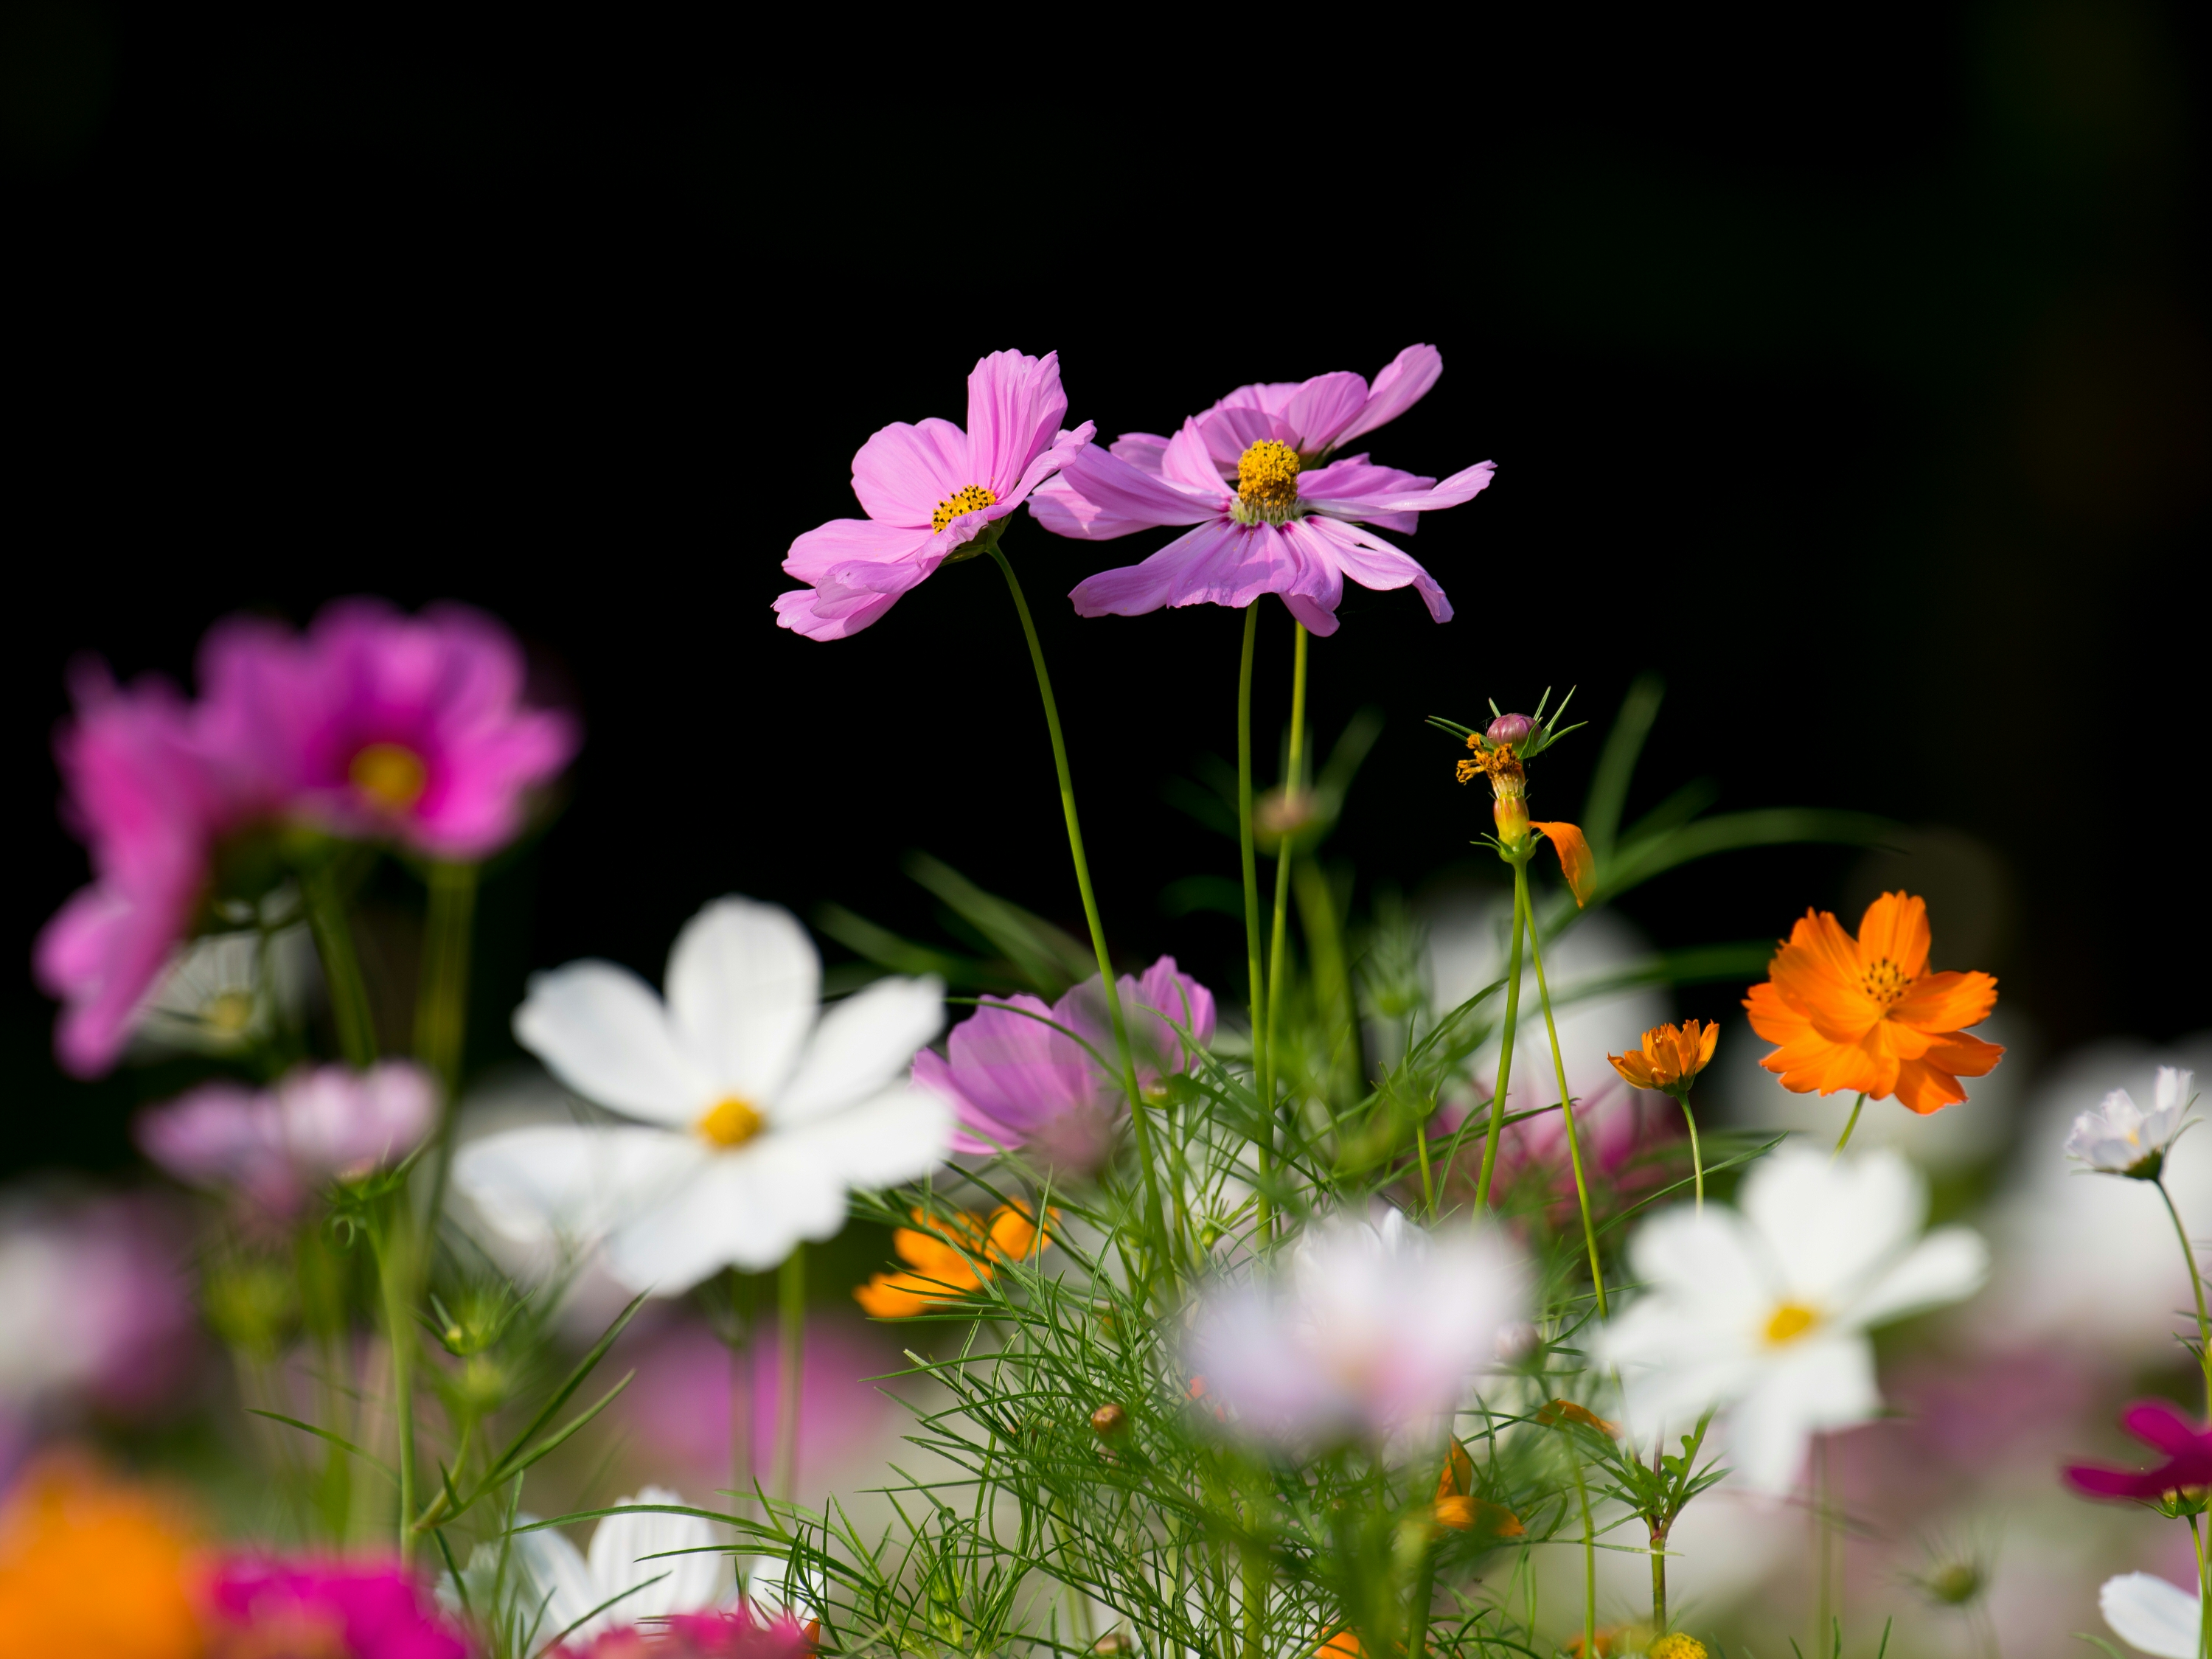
[1744,891,2003,1115]
[1608,1020,1719,1094]
[0,1457,205,1659]
[1316,1631,1364,1658]
[854,1203,1050,1318]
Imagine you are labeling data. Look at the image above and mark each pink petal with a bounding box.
[1282,370,1371,452]
[1068,518,1300,618]
[1196,404,1290,473]
[1107,432,1173,474]
[1335,344,1444,447]
[1161,419,1235,496]
[783,516,934,583]
[1298,516,1452,624]
[1001,420,1097,513]
[965,348,1070,501]
[1299,455,1435,534]
[1029,443,1217,542]
[773,586,901,641]
[851,417,971,527]
[1342,459,1497,516]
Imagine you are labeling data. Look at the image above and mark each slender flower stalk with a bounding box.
[416,858,479,1228]
[1258,621,1309,1240]
[302,860,378,1068]
[774,1245,805,1502]
[1237,602,1270,1244]
[1520,859,1606,1315]
[1833,1091,1869,1155]
[2158,1174,2212,1414]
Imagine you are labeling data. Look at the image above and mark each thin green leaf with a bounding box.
[1582,673,1663,860]
[247,1410,397,1484]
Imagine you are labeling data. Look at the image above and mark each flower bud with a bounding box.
[1493,793,1530,845]
[1485,713,1535,748]
[1091,1402,1128,1439]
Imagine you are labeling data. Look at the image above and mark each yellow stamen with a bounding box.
[696,1096,765,1149]
[1858,956,1910,1007]
[931,484,997,534]
[1231,439,1304,526]
[349,742,428,812]
[206,991,254,1034]
[1763,1301,1818,1345]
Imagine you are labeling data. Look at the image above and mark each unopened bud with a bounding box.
[1485,713,1535,748]
[1091,1402,1128,1439]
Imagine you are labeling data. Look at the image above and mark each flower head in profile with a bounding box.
[2065,1398,2212,1503]
[913,956,1214,1166]
[0,1458,204,1658]
[198,598,578,860]
[2068,1068,2196,1180]
[776,349,1096,641]
[1597,1146,1988,1492]
[1186,1209,1523,1445]
[1744,891,2003,1115]
[206,1557,469,1658]
[139,1061,437,1220]
[1032,345,1492,636]
[1609,1021,1720,1096]
[2098,1571,2200,1658]
[854,1203,1049,1318]
[454,897,950,1293]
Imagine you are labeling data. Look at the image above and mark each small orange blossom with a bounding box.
[854,1203,1049,1318]
[1608,1020,1719,1094]
[0,1457,206,1659]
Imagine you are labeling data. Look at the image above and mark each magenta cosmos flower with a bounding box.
[199,598,578,859]
[138,1061,438,1220]
[1029,344,1493,636]
[2065,1399,2212,1501]
[914,956,1214,1165]
[775,349,1096,640]
[559,1608,818,1658]
[205,1557,470,1658]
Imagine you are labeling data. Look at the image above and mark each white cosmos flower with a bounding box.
[2101,1571,2201,1658]
[1596,1145,1987,1494]
[2068,1067,2196,1179]
[453,897,950,1293]
[453,1486,728,1646]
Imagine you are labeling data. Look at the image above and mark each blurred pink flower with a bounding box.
[138,1062,438,1219]
[33,664,238,1077]
[198,598,577,860]
[1032,345,1492,636]
[914,956,1215,1163]
[561,1607,815,1658]
[776,349,1096,640]
[206,1557,469,1658]
[2065,1398,2212,1502]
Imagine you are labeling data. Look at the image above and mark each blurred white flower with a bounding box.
[1599,1146,1988,1494]
[133,922,314,1057]
[2068,1068,2195,1179]
[454,897,950,1293]
[2101,1571,2199,1658]
[1187,1208,1524,1444]
[456,1486,728,1648]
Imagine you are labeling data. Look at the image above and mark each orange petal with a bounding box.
[1694,1019,1719,1069]
[1433,1494,1476,1530]
[1610,1051,1658,1089]
[1857,891,1931,979]
[855,1273,939,1318]
[1436,1439,1475,1500]
[1890,1058,1969,1115]
[987,1203,1048,1262]
[1920,1029,2005,1079]
[1745,981,1814,1046]
[1531,821,1595,907]
[1890,970,1998,1036]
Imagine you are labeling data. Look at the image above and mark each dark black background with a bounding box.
[6,2,2206,1178]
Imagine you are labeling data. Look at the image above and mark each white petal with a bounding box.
[775,1083,955,1189]
[774,975,945,1121]
[666,898,821,1102]
[451,1124,705,1250]
[512,1525,601,1643]
[1840,1225,1989,1330]
[2103,1572,2202,1658]
[588,1488,727,1624]
[604,1141,845,1289]
[2156,1068,2194,1116]
[1627,1207,1768,1321]
[1725,1335,1878,1495]
[1743,1147,1924,1306]
[516,961,712,1125]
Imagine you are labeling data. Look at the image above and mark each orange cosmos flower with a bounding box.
[1608,1020,1719,1094]
[1316,1631,1365,1658]
[1432,1439,1524,1536]
[854,1203,1050,1318]
[0,1457,206,1659]
[1744,891,2002,1114]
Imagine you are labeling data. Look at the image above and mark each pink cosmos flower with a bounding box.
[2065,1399,2212,1501]
[198,598,577,859]
[775,349,1096,640]
[559,1608,817,1658]
[33,664,237,1078]
[138,1062,438,1220]
[1029,344,1493,636]
[205,1557,470,1658]
[914,957,1215,1164]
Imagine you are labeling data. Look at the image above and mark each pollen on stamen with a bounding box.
[1858,957,1910,1007]
[932,484,998,535]
[697,1096,765,1149]
[1231,439,1305,526]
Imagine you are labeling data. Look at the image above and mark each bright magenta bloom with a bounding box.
[205,1557,470,1658]
[198,598,577,859]
[1031,345,1493,636]
[2065,1399,2212,1501]
[776,349,1096,640]
[558,1608,818,1658]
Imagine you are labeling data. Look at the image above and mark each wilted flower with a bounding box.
[776,349,1095,640]
[1608,1022,1720,1095]
[0,1458,204,1658]
[1186,1210,1523,1444]
[854,1204,1050,1318]
[2065,1398,2212,1501]
[138,1061,437,1219]
[455,897,950,1292]
[1033,346,1491,636]
[206,1557,469,1658]
[2068,1068,2195,1179]
[913,956,1214,1164]
[1598,1147,1988,1492]
[1744,891,2003,1115]
[2099,1571,2200,1658]
[198,598,578,860]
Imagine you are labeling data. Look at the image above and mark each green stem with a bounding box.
[1519,862,1606,1318]
[1573,1448,1596,1659]
[1293,858,1356,1105]
[1239,1506,1269,1659]
[1813,1433,1833,1657]
[417,860,479,1233]
[1259,621,1309,1241]
[1675,1087,1705,1212]
[988,546,1164,1270]
[375,1209,417,1562]
[1237,601,1270,1248]
[302,860,377,1068]
[1450,860,1526,1211]
[1405,1545,1437,1659]
[1650,1520,1669,1630]
[727,1266,754,1515]
[2193,1508,2209,1659]
[1833,1091,1868,1156]
[773,1247,804,1502]
[2157,1176,2212,1415]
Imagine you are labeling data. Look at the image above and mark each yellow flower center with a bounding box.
[206,990,255,1034]
[696,1096,765,1149]
[1231,439,1304,526]
[931,484,998,534]
[349,742,428,812]
[1858,956,1910,1008]
[1763,1301,1819,1345]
